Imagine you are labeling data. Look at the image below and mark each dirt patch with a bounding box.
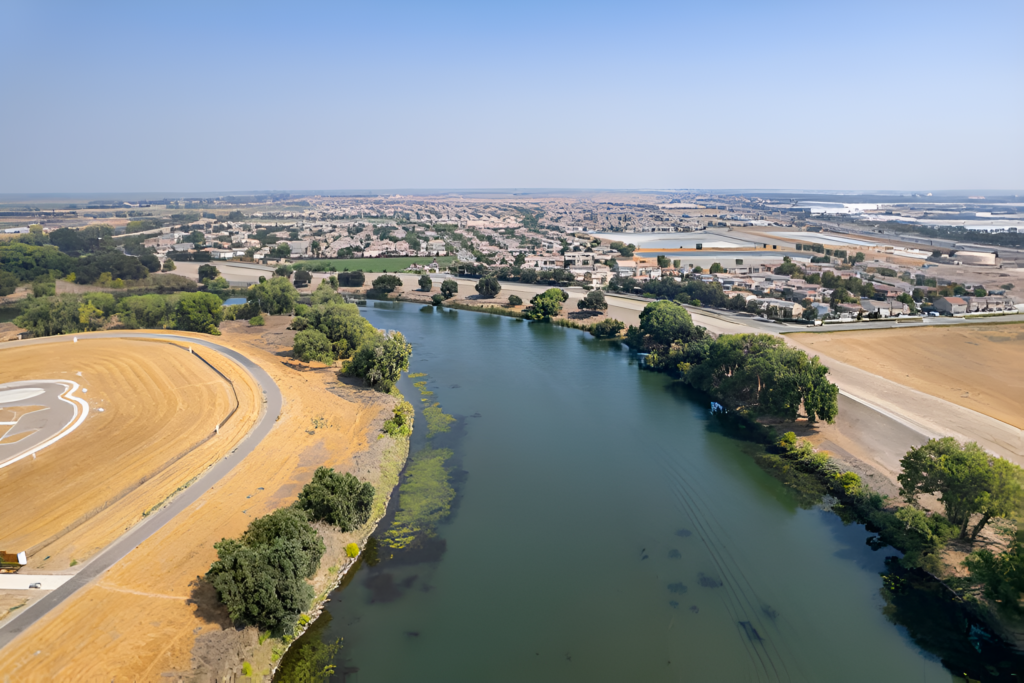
[789,323,1024,430]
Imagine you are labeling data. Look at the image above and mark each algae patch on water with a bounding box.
[384,446,456,549]
[424,402,456,436]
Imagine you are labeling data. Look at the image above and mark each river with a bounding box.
[277,301,1016,682]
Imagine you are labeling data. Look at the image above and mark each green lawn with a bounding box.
[296,256,456,273]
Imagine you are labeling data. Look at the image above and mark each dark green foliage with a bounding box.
[475,275,501,298]
[382,401,413,438]
[276,637,341,682]
[248,277,298,315]
[0,243,76,281]
[440,279,458,299]
[275,264,294,278]
[175,292,225,333]
[524,288,564,321]
[518,268,539,284]
[0,271,17,296]
[296,467,376,531]
[371,274,401,293]
[625,300,703,351]
[249,314,265,326]
[117,294,175,329]
[198,264,219,281]
[344,330,412,393]
[431,293,444,306]
[682,333,838,423]
[75,251,148,284]
[577,289,607,311]
[292,300,376,360]
[162,258,176,272]
[15,294,86,336]
[138,252,160,272]
[294,269,313,287]
[293,329,335,363]
[337,270,365,287]
[590,318,625,338]
[899,438,1023,540]
[418,274,432,291]
[206,507,324,633]
[964,542,1024,614]
[507,294,522,307]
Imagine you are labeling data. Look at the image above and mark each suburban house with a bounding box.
[933,296,968,315]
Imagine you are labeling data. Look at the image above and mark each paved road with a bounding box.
[0,332,282,651]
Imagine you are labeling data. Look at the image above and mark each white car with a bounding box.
[28,582,41,589]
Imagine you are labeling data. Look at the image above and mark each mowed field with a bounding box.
[299,255,455,272]
[788,323,1024,430]
[0,322,389,680]
[0,338,261,570]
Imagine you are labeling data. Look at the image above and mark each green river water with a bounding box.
[277,302,1022,682]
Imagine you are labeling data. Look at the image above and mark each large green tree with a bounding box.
[293,329,336,364]
[418,274,432,291]
[175,292,224,333]
[475,275,501,298]
[296,467,375,531]
[524,288,565,321]
[440,279,458,299]
[577,289,608,312]
[371,274,402,293]
[344,330,412,393]
[248,276,298,315]
[899,438,1023,540]
[625,300,703,351]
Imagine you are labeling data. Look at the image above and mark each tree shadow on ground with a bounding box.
[186,577,234,629]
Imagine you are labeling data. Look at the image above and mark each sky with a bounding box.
[1,0,1021,194]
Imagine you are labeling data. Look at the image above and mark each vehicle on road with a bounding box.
[28,583,41,589]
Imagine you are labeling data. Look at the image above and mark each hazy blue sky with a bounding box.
[1,1,1021,193]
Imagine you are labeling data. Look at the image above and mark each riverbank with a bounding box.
[0,316,409,680]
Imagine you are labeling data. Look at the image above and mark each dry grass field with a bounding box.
[0,339,261,571]
[788,323,1024,430]
[0,320,392,680]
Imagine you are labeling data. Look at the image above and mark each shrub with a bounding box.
[475,275,501,298]
[440,279,458,299]
[294,269,312,287]
[337,270,365,287]
[296,466,375,531]
[371,274,402,293]
[247,277,298,315]
[590,318,625,338]
[249,314,265,327]
[431,293,444,306]
[175,292,224,334]
[524,288,565,321]
[293,329,335,364]
[382,401,413,438]
[345,543,360,559]
[344,330,412,393]
[507,294,522,307]
[419,274,432,291]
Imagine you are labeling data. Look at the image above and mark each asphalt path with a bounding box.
[0,332,282,651]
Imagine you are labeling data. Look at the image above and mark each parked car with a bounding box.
[28,582,41,589]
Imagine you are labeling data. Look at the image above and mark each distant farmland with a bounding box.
[297,256,455,273]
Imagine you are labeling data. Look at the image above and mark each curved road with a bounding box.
[0,332,282,650]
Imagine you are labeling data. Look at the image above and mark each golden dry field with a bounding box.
[788,323,1024,430]
[0,321,390,680]
[0,338,261,570]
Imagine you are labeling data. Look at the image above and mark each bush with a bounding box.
[205,507,323,633]
[372,274,402,293]
[296,466,375,531]
[175,292,224,334]
[590,318,625,338]
[337,270,365,287]
[198,264,219,281]
[524,288,565,321]
[419,274,432,291]
[507,294,522,307]
[249,314,265,326]
[345,543,360,559]
[440,279,458,299]
[162,259,176,272]
[475,275,501,298]
[0,270,17,296]
[247,277,298,315]
[382,401,413,438]
[344,330,412,393]
[577,289,607,311]
[293,329,335,364]
[431,293,444,306]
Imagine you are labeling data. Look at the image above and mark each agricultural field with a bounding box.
[788,322,1024,430]
[0,338,261,570]
[296,255,455,273]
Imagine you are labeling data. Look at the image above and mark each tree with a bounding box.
[577,289,607,312]
[293,329,336,364]
[138,252,160,273]
[337,270,365,287]
[691,266,703,274]
[296,467,375,531]
[591,318,625,338]
[344,330,412,393]
[899,438,1023,540]
[625,300,701,351]
[507,294,522,307]
[294,270,313,288]
[248,277,298,315]
[275,264,294,279]
[162,259,176,272]
[525,288,565,321]
[419,274,432,291]
[118,294,174,329]
[657,255,670,268]
[802,306,818,321]
[372,274,401,293]
[710,262,724,274]
[518,268,539,284]
[189,230,205,246]
[475,275,501,298]
[431,293,444,306]
[175,292,224,333]
[440,279,458,300]
[0,271,17,297]
[198,264,220,282]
